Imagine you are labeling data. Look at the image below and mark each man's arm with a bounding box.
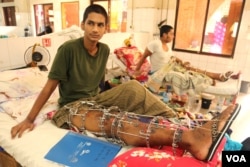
[135,48,152,71]
[11,79,59,138]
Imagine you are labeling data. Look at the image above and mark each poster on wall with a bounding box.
[61,2,79,29]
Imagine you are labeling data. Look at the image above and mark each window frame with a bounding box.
[173,0,245,58]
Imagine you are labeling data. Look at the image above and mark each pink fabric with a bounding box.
[114,46,151,82]
[109,138,226,167]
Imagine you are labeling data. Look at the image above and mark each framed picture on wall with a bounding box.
[61,1,79,29]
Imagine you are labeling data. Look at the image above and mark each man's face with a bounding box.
[81,12,107,42]
[164,29,175,43]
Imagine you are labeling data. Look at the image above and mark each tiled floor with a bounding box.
[230,91,250,143]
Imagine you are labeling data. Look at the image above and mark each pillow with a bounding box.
[109,138,226,167]
[114,46,151,82]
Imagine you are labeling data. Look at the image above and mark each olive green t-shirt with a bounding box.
[48,37,110,107]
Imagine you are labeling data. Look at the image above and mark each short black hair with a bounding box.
[45,26,52,33]
[83,4,108,24]
[159,25,173,37]
[37,26,52,36]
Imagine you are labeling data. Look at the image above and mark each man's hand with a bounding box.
[132,70,142,79]
[175,58,183,65]
[11,119,35,139]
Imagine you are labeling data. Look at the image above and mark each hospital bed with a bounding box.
[0,67,231,167]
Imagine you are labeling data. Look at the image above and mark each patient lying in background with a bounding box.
[130,24,236,94]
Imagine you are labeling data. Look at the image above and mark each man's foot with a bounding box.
[212,79,216,86]
[186,104,239,161]
[183,62,191,70]
[230,71,241,80]
[219,71,233,82]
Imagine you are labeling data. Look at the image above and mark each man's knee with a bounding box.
[125,80,143,89]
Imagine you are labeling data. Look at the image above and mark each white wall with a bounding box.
[1,0,250,81]
[0,36,67,71]
[0,27,150,72]
[0,1,30,36]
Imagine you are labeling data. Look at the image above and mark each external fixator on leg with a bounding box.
[66,100,188,155]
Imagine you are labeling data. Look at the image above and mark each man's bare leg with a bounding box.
[183,61,233,82]
[179,104,236,160]
[69,103,237,161]
[116,105,236,161]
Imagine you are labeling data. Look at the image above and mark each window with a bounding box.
[3,6,16,26]
[34,3,53,35]
[91,0,128,32]
[173,0,245,58]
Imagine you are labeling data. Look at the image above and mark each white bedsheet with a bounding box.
[203,77,241,96]
[0,67,58,123]
[0,112,67,167]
